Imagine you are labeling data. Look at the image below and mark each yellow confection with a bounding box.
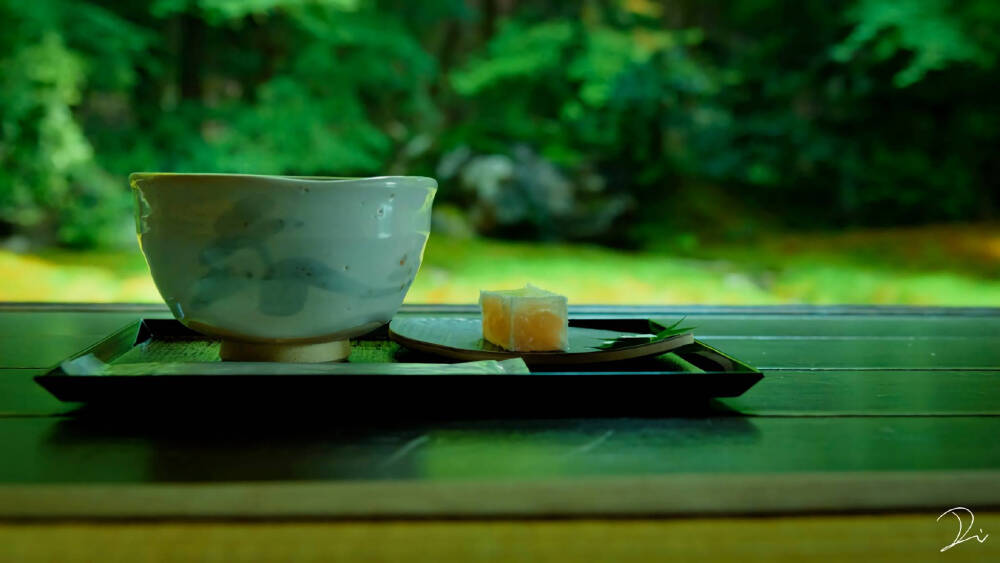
[479,285,568,351]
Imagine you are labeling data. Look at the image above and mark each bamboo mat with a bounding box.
[2,513,998,563]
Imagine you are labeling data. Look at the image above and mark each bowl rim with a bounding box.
[129,173,437,189]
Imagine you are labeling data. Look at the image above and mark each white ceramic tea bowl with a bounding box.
[130,173,437,362]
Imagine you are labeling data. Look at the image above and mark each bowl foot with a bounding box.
[220,339,351,363]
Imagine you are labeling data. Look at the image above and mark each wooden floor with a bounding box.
[1,303,998,560]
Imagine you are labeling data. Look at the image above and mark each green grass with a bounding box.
[2,225,999,305]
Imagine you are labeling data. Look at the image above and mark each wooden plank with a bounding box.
[0,370,77,417]
[1,309,997,370]
[672,315,1000,337]
[1,417,998,485]
[0,471,997,519]
[722,371,1000,416]
[0,303,169,313]
[395,308,1000,338]
[3,513,998,563]
[700,336,1000,370]
[3,302,996,315]
[0,312,142,369]
[399,304,1000,317]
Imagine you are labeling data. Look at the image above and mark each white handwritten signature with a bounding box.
[937,507,989,552]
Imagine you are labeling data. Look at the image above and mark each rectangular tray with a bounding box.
[35,318,762,415]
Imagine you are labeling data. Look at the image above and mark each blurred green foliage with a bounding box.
[1,0,998,248]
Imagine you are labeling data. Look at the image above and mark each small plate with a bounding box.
[389,317,694,366]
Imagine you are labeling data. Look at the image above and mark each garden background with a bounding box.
[2,0,998,305]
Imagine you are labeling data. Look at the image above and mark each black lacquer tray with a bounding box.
[34,318,762,415]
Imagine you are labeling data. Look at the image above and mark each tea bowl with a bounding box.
[130,173,437,362]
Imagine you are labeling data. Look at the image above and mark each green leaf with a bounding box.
[652,316,695,338]
[595,317,694,350]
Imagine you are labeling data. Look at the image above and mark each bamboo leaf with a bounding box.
[594,318,694,350]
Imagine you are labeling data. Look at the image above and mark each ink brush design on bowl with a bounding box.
[131,173,437,362]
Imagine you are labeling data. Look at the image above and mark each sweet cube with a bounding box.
[479,284,568,351]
